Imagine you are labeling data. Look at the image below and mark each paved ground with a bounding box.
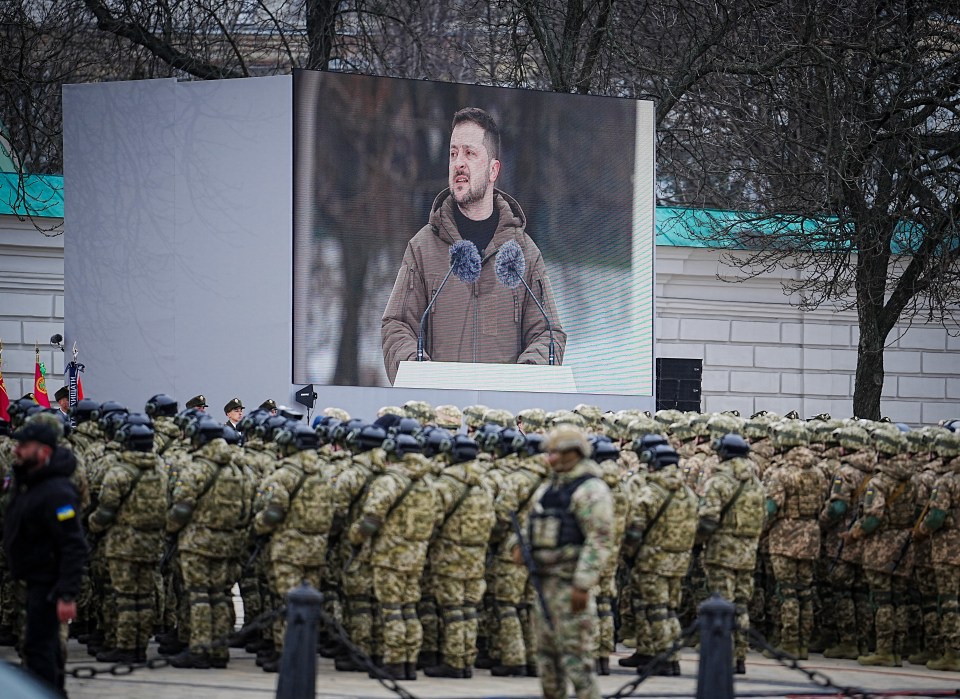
[3,641,960,699]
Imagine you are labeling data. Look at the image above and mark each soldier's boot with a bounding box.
[474,636,493,669]
[261,653,280,673]
[824,642,860,660]
[416,650,438,670]
[96,648,138,664]
[619,651,651,668]
[651,659,674,676]
[908,649,937,665]
[404,663,417,681]
[735,658,746,675]
[526,663,538,677]
[168,650,211,669]
[857,652,900,667]
[334,654,364,672]
[490,663,526,676]
[927,651,960,672]
[423,662,466,678]
[376,663,405,680]
[596,657,610,675]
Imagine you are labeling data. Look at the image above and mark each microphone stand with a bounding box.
[518,277,556,365]
[417,265,456,362]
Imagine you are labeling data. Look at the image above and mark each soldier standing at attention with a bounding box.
[697,433,765,675]
[763,422,828,659]
[514,425,613,699]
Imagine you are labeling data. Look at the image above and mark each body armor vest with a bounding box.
[529,474,594,550]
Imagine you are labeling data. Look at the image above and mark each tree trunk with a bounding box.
[306,0,339,70]
[852,318,884,420]
[333,243,368,385]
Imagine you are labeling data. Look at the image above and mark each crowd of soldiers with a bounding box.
[1,394,959,691]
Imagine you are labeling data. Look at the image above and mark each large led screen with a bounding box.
[293,70,654,394]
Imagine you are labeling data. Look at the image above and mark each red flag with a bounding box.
[0,365,9,422]
[77,374,84,401]
[34,353,50,408]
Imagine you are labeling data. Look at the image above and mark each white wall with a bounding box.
[0,214,64,398]
[655,246,960,423]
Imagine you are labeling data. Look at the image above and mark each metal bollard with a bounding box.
[276,582,324,699]
[695,593,735,699]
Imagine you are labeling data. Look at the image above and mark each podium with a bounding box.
[394,361,577,393]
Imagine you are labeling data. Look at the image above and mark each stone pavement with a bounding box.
[3,642,960,699]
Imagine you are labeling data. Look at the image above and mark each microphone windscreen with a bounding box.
[450,240,482,283]
[495,239,525,289]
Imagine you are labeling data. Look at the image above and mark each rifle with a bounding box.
[241,536,266,577]
[510,511,554,632]
[160,535,178,573]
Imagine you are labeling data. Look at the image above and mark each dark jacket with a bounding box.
[382,189,567,384]
[3,448,88,599]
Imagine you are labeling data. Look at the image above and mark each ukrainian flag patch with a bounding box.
[56,505,76,522]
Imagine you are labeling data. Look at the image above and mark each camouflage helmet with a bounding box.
[25,411,66,442]
[808,419,845,446]
[832,425,872,452]
[573,404,603,430]
[743,415,773,440]
[625,416,661,441]
[904,428,931,455]
[668,417,698,442]
[403,400,436,425]
[481,408,514,428]
[654,409,684,426]
[544,425,590,457]
[689,413,712,437]
[933,431,960,460]
[323,406,351,423]
[377,405,405,418]
[600,411,625,440]
[517,408,548,434]
[435,404,463,430]
[550,410,587,429]
[872,428,907,456]
[770,421,810,449]
[462,405,489,430]
[706,413,742,440]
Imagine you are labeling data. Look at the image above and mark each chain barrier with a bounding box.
[603,619,700,699]
[746,627,878,699]
[315,606,421,699]
[67,605,287,680]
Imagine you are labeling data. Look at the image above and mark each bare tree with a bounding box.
[669,0,960,419]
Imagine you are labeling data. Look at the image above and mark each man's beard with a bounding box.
[452,174,489,209]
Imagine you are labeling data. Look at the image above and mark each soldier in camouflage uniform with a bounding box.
[591,437,630,675]
[422,432,496,678]
[145,394,180,455]
[0,407,22,647]
[763,421,828,658]
[167,418,257,669]
[843,428,917,667]
[348,433,439,681]
[87,420,166,663]
[489,425,544,677]
[697,433,765,674]
[253,424,336,672]
[820,424,876,659]
[518,426,613,699]
[332,424,388,671]
[621,443,697,676]
[916,430,960,671]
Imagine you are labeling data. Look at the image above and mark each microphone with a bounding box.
[417,240,482,361]
[495,240,556,365]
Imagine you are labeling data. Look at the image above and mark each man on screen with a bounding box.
[382,107,566,385]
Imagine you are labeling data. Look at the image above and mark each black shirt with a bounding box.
[453,204,499,257]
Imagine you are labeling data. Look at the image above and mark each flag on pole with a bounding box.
[0,340,9,421]
[67,359,85,406]
[34,345,50,408]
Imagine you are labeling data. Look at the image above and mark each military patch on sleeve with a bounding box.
[833,477,843,494]
[56,505,76,522]
[864,488,875,506]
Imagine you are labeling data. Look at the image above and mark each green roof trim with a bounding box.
[0,172,64,219]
